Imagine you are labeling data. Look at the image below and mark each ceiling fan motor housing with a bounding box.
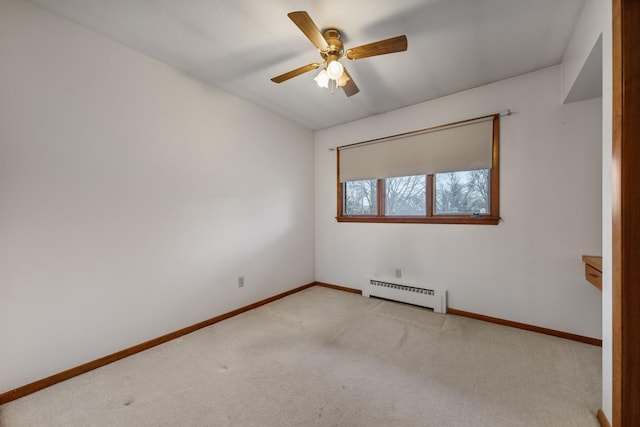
[321,29,344,60]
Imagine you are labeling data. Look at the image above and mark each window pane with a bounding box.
[344,180,377,215]
[435,169,490,215]
[385,175,426,216]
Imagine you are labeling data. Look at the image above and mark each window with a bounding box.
[344,179,377,215]
[385,175,426,216]
[336,115,500,225]
[434,169,490,215]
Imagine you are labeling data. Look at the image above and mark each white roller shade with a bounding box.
[338,116,496,182]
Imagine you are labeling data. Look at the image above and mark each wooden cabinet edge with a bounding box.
[582,255,603,291]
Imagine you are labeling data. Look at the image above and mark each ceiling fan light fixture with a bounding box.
[314,69,330,88]
[336,72,350,88]
[326,60,344,80]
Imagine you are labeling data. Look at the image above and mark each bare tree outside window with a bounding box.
[341,169,493,222]
[344,180,377,215]
[435,169,490,214]
[385,175,426,216]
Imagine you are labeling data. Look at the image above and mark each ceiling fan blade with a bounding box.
[342,68,360,97]
[288,11,329,51]
[345,35,408,60]
[271,63,321,83]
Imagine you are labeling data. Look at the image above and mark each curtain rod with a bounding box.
[329,109,512,152]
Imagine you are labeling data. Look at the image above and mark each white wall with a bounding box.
[561,0,605,103]
[0,0,314,393]
[562,0,611,416]
[563,0,612,417]
[600,0,613,419]
[315,66,602,339]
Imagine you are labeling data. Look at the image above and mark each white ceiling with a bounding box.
[27,0,587,130]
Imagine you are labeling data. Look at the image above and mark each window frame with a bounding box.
[336,115,500,225]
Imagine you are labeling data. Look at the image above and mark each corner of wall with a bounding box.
[561,0,605,103]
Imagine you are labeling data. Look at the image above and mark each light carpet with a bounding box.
[0,286,601,426]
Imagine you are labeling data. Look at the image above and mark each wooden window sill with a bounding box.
[336,216,500,225]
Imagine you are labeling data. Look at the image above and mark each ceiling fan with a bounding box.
[271,11,408,97]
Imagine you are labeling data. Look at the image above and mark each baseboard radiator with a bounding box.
[363,278,447,313]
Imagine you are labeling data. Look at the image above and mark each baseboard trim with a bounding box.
[313,283,602,346]
[447,308,602,347]
[0,282,602,404]
[0,282,316,405]
[314,282,602,346]
[315,281,362,294]
[597,409,611,427]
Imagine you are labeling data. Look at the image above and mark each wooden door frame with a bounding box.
[612,0,640,425]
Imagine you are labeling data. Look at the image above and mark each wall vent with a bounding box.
[364,278,447,313]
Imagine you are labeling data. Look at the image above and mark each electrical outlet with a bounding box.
[395,269,402,279]
[238,276,244,287]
